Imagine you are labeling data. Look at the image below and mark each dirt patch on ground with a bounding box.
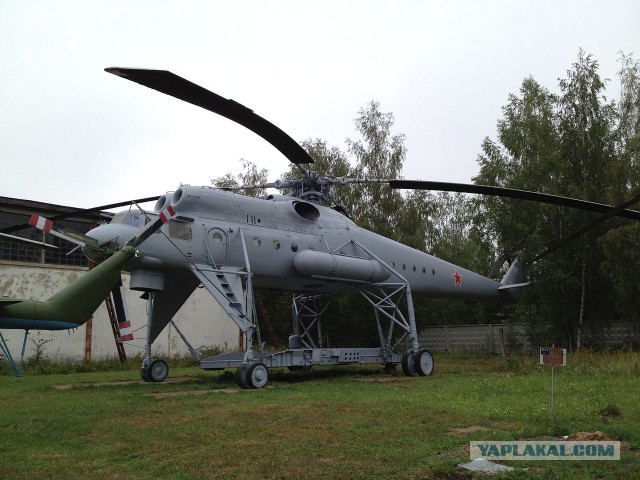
[447,425,490,436]
[353,377,400,383]
[565,431,612,441]
[53,375,197,390]
[523,431,614,442]
[151,388,240,399]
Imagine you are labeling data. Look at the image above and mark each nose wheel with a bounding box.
[141,359,169,382]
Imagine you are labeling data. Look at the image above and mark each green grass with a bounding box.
[0,352,638,479]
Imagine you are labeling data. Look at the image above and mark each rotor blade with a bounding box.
[219,180,297,191]
[0,232,58,250]
[111,278,134,343]
[1,196,161,235]
[389,180,640,221]
[219,177,389,191]
[533,190,640,262]
[126,205,176,248]
[487,254,510,279]
[28,215,88,248]
[105,67,315,166]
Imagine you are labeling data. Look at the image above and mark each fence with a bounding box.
[419,321,638,353]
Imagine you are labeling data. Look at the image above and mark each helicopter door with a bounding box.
[207,227,228,266]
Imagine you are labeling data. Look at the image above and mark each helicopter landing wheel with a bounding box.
[246,363,269,389]
[235,365,250,389]
[144,359,169,382]
[140,364,150,382]
[401,350,418,377]
[414,349,434,376]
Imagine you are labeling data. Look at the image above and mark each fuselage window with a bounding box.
[168,220,192,240]
[273,240,280,250]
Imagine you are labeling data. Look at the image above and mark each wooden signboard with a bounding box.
[539,347,566,366]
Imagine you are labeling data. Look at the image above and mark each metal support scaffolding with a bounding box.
[290,293,333,349]
[357,283,414,362]
[239,229,260,363]
[344,239,420,354]
[0,331,24,377]
[200,237,428,388]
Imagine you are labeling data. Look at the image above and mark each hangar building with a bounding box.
[0,196,240,364]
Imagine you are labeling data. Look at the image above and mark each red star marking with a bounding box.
[452,271,462,287]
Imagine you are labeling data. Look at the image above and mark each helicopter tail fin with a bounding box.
[497,255,530,293]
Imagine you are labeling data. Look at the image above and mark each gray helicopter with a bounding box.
[67,68,640,389]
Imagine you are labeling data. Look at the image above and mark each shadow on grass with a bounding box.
[213,364,398,386]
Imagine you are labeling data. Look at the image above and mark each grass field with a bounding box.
[0,352,638,479]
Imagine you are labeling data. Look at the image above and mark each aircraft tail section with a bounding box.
[0,246,135,330]
[497,255,529,295]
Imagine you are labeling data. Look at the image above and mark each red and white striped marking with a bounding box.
[28,215,53,232]
[159,205,176,223]
[118,321,134,341]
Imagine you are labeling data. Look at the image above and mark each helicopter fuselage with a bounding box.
[87,186,517,302]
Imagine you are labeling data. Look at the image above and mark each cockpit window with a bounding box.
[168,220,192,240]
[110,212,139,227]
[110,211,156,228]
[110,212,127,224]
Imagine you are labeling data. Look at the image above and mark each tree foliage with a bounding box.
[212,51,639,349]
[211,158,269,197]
[473,50,640,349]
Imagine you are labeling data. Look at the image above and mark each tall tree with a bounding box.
[474,76,561,260]
[473,51,630,349]
[616,52,640,190]
[344,102,407,239]
[599,53,640,325]
[557,50,618,349]
[211,158,269,197]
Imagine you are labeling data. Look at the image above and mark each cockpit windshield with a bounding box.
[110,211,149,228]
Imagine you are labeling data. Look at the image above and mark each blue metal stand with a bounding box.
[0,331,24,377]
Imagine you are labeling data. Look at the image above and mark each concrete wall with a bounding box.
[1,261,240,363]
[419,322,638,353]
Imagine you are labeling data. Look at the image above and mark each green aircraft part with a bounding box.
[0,246,135,330]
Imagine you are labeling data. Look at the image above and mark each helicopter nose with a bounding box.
[82,224,138,263]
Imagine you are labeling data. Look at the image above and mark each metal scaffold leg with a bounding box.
[0,331,23,377]
[290,293,332,349]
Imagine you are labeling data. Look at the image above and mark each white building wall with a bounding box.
[0,261,240,363]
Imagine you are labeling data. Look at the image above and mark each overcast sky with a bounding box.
[1,1,639,210]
